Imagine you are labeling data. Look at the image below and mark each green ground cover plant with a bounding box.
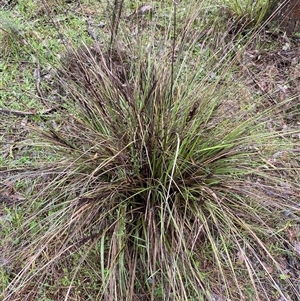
[1,0,300,300]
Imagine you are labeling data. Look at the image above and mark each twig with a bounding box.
[0,106,60,117]
[169,1,178,103]
[35,60,49,108]
[109,0,124,49]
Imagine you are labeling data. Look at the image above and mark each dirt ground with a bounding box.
[239,30,300,128]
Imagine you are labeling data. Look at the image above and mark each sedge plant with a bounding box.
[1,1,300,300]
[220,0,276,29]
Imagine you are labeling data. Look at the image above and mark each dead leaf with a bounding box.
[294,242,300,255]
[137,4,154,15]
[288,226,298,243]
[262,262,274,274]
[236,250,245,264]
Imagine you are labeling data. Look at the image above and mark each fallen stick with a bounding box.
[0,106,60,117]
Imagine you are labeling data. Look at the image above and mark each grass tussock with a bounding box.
[221,0,275,28]
[1,1,300,301]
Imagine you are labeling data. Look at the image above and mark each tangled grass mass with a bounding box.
[1,1,300,300]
